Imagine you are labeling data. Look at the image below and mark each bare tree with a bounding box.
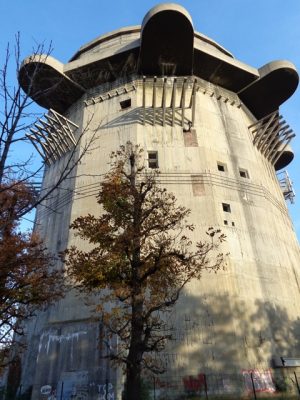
[0,33,49,184]
[0,33,97,220]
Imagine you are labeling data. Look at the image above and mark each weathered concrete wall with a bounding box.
[19,74,300,399]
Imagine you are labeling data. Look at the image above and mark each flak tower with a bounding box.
[17,4,300,399]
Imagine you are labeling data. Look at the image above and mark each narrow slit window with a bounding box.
[232,221,235,226]
[239,168,249,178]
[222,203,231,213]
[148,151,158,169]
[120,99,131,110]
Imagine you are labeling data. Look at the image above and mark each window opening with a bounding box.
[232,221,235,226]
[222,203,231,213]
[224,220,228,225]
[120,99,131,110]
[217,162,227,172]
[148,151,158,169]
[239,168,249,178]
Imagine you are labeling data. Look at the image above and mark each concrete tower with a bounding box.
[17,4,300,399]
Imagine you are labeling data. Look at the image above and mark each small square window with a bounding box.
[217,162,227,172]
[239,168,249,178]
[224,220,228,225]
[120,99,131,110]
[222,203,231,213]
[148,151,158,169]
[232,221,235,227]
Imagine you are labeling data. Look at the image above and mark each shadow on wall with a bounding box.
[100,107,192,129]
[151,292,300,398]
[5,293,300,399]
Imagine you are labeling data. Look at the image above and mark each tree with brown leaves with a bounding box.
[0,182,64,365]
[65,143,226,400]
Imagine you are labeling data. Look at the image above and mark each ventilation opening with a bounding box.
[239,168,249,178]
[217,162,227,172]
[148,151,158,169]
[222,203,231,213]
[120,99,131,110]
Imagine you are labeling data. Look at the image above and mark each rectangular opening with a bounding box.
[232,221,235,226]
[148,151,158,169]
[222,203,231,213]
[120,98,131,110]
[224,220,228,225]
[217,162,227,172]
[239,168,249,178]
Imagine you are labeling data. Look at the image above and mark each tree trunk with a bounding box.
[125,149,144,400]
[125,361,142,400]
[125,296,144,400]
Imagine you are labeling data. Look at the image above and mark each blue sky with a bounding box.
[1,0,300,238]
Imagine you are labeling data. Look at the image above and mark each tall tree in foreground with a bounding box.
[0,182,64,366]
[65,143,226,400]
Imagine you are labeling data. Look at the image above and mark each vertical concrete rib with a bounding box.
[191,78,197,127]
[181,77,187,127]
[152,76,157,126]
[162,77,167,126]
[171,78,177,127]
[142,76,146,125]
